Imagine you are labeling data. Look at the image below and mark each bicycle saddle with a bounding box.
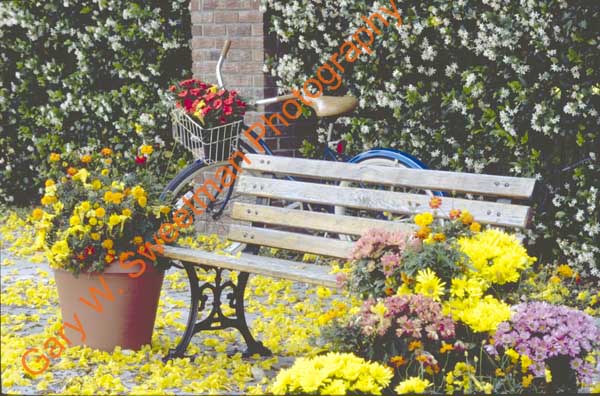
[307,95,358,118]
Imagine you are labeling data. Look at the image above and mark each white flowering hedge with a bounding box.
[262,0,599,279]
[0,0,191,203]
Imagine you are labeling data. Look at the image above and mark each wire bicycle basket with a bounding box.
[171,105,243,164]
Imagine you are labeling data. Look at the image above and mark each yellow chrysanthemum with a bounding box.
[414,212,434,227]
[140,145,153,155]
[414,268,446,301]
[395,377,431,394]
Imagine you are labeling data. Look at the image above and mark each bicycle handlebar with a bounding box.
[220,40,232,59]
[216,40,231,89]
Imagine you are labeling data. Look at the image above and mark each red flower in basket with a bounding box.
[171,78,248,128]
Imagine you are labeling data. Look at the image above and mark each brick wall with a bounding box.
[189,0,316,156]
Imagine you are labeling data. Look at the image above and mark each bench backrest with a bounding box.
[228,154,536,259]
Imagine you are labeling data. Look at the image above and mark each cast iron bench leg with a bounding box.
[164,262,271,361]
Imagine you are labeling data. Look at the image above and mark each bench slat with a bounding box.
[236,175,532,228]
[242,154,536,199]
[231,202,417,235]
[162,245,337,287]
[228,224,354,259]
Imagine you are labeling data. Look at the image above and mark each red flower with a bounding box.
[190,88,201,96]
[217,89,226,97]
[135,155,147,164]
[224,97,234,106]
[178,90,188,98]
[201,106,212,116]
[213,99,223,110]
[204,92,216,102]
[223,105,233,116]
[199,82,208,90]
[220,116,227,124]
[183,98,194,112]
[84,246,95,256]
[180,79,195,87]
[168,85,176,92]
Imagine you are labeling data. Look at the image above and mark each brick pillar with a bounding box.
[190,0,317,156]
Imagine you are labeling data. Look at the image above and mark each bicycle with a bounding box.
[161,40,440,243]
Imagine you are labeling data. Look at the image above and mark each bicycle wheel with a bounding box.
[160,159,240,238]
[335,154,437,241]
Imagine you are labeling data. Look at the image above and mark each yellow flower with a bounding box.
[433,232,446,242]
[395,377,431,394]
[137,196,147,207]
[101,168,110,176]
[505,348,520,363]
[545,368,552,383]
[415,268,446,301]
[69,216,81,226]
[440,341,454,353]
[101,239,114,250]
[414,212,434,227]
[520,354,533,373]
[209,85,218,93]
[41,195,57,206]
[522,374,533,388]
[140,145,153,155]
[80,201,91,212]
[133,236,144,245]
[460,210,474,225]
[81,154,92,163]
[91,232,101,241]
[556,264,574,278]
[49,152,61,162]
[408,340,423,351]
[66,167,77,176]
[159,205,171,214]
[370,301,387,317]
[89,217,97,226]
[107,214,122,228]
[31,208,44,221]
[470,221,481,233]
[122,208,132,218]
[549,275,561,284]
[134,123,143,134]
[131,185,146,199]
[95,207,105,217]
[45,179,55,187]
[416,226,431,239]
[91,179,102,190]
[101,147,113,156]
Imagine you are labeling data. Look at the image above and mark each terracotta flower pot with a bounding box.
[54,263,164,351]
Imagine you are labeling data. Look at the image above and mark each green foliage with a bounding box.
[0,0,192,204]
[262,0,600,279]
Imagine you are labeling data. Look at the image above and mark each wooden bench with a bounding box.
[161,154,536,359]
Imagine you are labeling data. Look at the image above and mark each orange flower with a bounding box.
[470,222,481,233]
[81,154,92,164]
[416,227,431,239]
[416,354,429,363]
[460,210,474,225]
[408,340,423,351]
[429,196,442,209]
[385,287,395,296]
[449,209,461,219]
[433,233,446,242]
[401,272,411,284]
[390,356,407,368]
[440,341,454,353]
[66,167,77,176]
[105,254,115,264]
[101,147,113,156]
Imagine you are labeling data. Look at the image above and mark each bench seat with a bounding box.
[162,245,337,288]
